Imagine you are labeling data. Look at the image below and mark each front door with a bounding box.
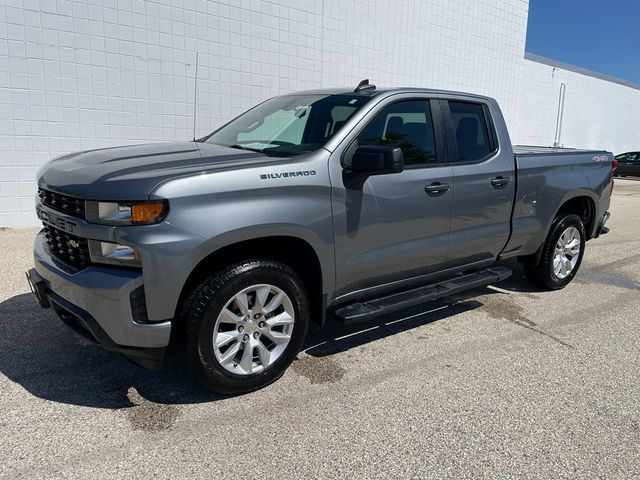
[329,97,453,300]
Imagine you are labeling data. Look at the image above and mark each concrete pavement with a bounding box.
[1,179,639,479]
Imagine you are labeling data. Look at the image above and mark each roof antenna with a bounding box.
[354,79,376,92]
[192,51,199,141]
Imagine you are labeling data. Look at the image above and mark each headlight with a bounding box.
[85,200,167,225]
[88,240,141,267]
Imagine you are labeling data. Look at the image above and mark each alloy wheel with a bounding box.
[552,226,581,279]
[212,284,295,375]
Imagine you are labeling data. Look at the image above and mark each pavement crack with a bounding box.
[578,270,640,291]
[479,295,573,348]
[505,318,573,348]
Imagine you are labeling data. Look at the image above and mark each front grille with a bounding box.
[38,188,85,218]
[43,224,91,271]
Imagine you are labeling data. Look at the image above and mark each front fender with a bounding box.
[140,150,335,321]
[183,223,334,294]
[135,222,334,322]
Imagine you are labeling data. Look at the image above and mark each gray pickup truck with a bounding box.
[27,81,614,393]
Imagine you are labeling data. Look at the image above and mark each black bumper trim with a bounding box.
[26,269,51,309]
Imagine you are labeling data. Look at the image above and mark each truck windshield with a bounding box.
[204,94,370,157]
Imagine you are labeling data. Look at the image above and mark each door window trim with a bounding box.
[440,99,500,166]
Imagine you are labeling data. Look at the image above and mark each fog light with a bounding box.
[88,240,141,267]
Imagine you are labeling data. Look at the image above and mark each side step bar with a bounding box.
[334,266,512,324]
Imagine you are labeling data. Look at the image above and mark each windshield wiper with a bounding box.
[228,144,264,154]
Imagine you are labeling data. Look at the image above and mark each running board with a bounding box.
[334,266,512,324]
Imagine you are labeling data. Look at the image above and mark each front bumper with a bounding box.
[30,230,171,369]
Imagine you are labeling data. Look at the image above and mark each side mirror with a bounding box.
[347,145,404,175]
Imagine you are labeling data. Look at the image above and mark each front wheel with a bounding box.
[523,213,586,290]
[178,260,309,394]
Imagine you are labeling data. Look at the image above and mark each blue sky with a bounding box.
[526,0,640,84]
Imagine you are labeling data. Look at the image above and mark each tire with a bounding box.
[523,213,586,290]
[178,259,309,394]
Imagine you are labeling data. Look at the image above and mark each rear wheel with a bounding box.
[523,213,586,290]
[178,260,309,394]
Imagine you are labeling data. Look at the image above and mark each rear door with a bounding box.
[329,95,454,299]
[632,153,640,175]
[439,97,515,267]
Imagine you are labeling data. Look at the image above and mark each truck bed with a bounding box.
[501,145,613,260]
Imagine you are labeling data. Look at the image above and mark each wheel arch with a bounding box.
[554,193,596,239]
[528,191,596,266]
[175,234,329,326]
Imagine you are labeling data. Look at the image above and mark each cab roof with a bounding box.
[282,86,495,102]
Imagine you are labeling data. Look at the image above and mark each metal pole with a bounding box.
[553,82,566,148]
[192,51,199,141]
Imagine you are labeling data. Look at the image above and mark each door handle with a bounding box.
[425,182,450,195]
[491,176,509,189]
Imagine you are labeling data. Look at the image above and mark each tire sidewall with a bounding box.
[543,214,586,288]
[196,262,309,393]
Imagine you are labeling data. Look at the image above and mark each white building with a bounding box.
[1,0,639,227]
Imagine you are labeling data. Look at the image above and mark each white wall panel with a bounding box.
[512,58,640,153]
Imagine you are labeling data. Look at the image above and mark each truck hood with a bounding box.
[37,142,278,201]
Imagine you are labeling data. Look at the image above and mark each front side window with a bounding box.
[449,101,493,163]
[206,94,369,157]
[355,100,437,166]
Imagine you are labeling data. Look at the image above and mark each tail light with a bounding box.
[611,156,617,194]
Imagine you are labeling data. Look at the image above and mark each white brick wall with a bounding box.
[1,0,638,227]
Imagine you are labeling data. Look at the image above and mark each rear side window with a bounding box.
[615,152,639,162]
[356,100,437,166]
[448,101,494,163]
